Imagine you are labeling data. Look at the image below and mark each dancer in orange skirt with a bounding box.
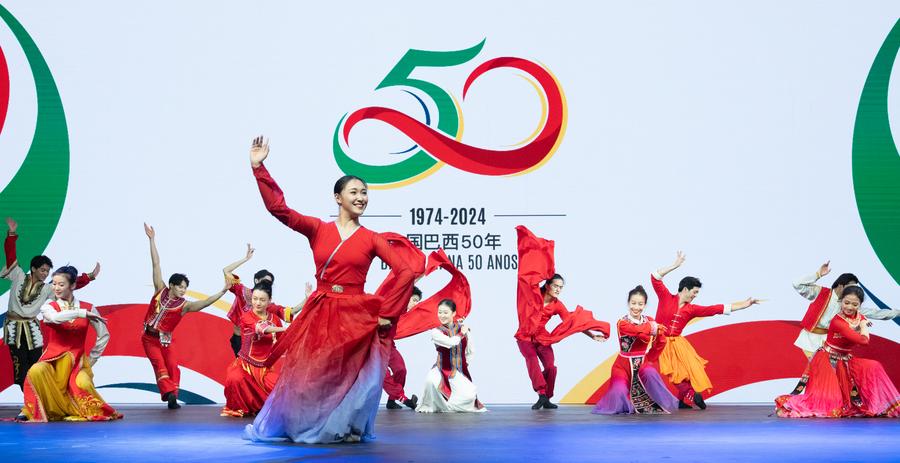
[651,252,759,409]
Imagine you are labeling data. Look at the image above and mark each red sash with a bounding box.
[800,287,832,332]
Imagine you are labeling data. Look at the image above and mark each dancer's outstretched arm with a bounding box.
[144,223,165,293]
[184,279,230,313]
[249,136,321,238]
[223,243,254,277]
[655,251,685,279]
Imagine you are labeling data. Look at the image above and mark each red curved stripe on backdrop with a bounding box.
[0,44,9,134]
[94,304,234,384]
[585,320,900,403]
[342,57,564,176]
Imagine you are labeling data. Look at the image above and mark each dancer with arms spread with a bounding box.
[651,252,759,409]
[141,224,228,409]
[244,136,421,443]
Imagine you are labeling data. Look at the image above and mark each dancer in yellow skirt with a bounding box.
[20,265,121,422]
[651,252,760,409]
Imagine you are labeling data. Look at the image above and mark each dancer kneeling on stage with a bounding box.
[20,266,121,422]
[141,223,229,410]
[775,286,900,418]
[221,281,289,417]
[416,299,485,413]
[3,217,99,391]
[593,285,678,414]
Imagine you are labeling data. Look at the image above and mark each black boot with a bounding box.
[678,400,692,409]
[386,400,403,410]
[402,394,418,410]
[693,392,707,410]
[542,398,559,409]
[531,394,548,410]
[165,392,181,409]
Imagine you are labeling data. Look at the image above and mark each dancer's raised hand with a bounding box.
[250,136,270,168]
[817,261,831,278]
[144,223,155,240]
[673,251,686,268]
[6,217,17,234]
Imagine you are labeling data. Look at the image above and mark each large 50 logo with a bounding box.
[333,40,566,188]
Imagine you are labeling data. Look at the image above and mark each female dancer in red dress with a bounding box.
[592,285,678,414]
[221,282,287,417]
[775,286,900,418]
[243,136,421,443]
[515,226,609,410]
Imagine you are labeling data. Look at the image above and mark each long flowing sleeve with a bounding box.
[88,306,110,365]
[373,233,425,319]
[516,226,555,338]
[537,305,610,345]
[253,163,322,239]
[395,249,471,339]
[40,301,86,323]
[431,328,462,348]
[793,273,822,301]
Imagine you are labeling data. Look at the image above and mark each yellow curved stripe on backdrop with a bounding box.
[510,62,568,178]
[507,74,548,147]
[560,352,616,404]
[185,290,232,312]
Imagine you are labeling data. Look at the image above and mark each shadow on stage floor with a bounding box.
[0,404,896,462]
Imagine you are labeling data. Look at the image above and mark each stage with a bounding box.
[0,404,896,462]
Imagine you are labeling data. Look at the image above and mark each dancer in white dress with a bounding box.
[416,299,486,413]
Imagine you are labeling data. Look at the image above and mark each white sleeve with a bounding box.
[792,273,822,301]
[431,328,462,348]
[88,307,110,365]
[40,301,87,324]
[859,305,900,320]
[1,264,24,283]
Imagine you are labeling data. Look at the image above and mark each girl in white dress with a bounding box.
[416,299,486,413]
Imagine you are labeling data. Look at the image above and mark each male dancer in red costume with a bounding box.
[2,217,98,390]
[141,223,228,409]
[651,252,759,409]
[384,287,421,410]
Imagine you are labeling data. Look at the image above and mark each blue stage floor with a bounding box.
[0,404,897,462]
